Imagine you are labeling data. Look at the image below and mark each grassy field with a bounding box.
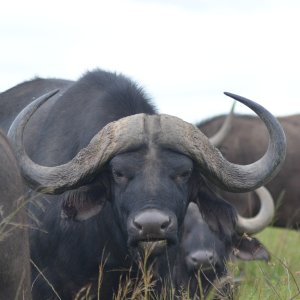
[2,210,299,299]
[230,227,300,300]
[74,227,300,300]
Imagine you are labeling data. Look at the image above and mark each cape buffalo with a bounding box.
[0,130,31,300]
[0,69,286,299]
[198,113,299,229]
[174,186,273,298]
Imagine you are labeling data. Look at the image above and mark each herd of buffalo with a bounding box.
[0,68,297,299]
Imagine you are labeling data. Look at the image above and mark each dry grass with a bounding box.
[0,196,28,242]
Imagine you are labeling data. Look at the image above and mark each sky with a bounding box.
[1,0,299,123]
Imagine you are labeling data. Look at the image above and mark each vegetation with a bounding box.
[73,227,300,300]
[231,227,300,300]
[2,208,298,299]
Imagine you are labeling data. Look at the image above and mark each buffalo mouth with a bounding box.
[138,239,168,256]
[198,265,216,273]
[128,235,177,256]
[188,263,216,274]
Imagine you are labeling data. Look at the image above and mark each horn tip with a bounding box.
[47,89,60,97]
[224,91,235,98]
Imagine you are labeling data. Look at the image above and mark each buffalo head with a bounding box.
[176,188,272,297]
[8,90,286,255]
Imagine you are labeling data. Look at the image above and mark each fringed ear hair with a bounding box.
[61,183,108,221]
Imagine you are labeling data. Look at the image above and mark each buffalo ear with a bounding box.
[231,235,270,261]
[62,199,105,221]
[61,184,107,221]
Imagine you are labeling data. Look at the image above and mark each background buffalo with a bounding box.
[0,130,31,300]
[198,113,299,229]
[174,186,273,298]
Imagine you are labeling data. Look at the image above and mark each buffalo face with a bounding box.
[110,148,193,252]
[59,146,194,256]
[181,203,227,274]
[175,202,271,297]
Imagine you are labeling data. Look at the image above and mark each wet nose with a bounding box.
[129,209,177,238]
[186,250,215,271]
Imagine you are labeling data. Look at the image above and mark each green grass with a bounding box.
[231,227,300,300]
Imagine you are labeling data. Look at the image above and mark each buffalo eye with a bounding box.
[112,168,132,184]
[113,169,124,178]
[174,168,193,182]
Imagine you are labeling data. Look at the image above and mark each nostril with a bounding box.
[208,254,214,263]
[191,256,198,264]
[133,220,143,231]
[160,218,171,230]
[186,254,201,270]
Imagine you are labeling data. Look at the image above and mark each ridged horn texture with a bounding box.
[8,91,286,195]
[236,186,275,235]
[209,101,236,147]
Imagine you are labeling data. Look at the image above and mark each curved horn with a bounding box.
[8,90,148,194]
[9,91,286,195]
[209,101,236,147]
[236,186,275,235]
[157,93,286,192]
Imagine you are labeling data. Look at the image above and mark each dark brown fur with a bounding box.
[198,114,300,229]
[0,130,31,299]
